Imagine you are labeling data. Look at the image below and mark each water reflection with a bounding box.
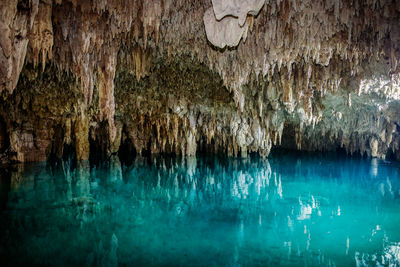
[0,154,400,266]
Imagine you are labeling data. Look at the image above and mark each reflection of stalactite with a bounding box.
[3,154,400,265]
[109,155,123,183]
[62,160,73,200]
[76,161,91,198]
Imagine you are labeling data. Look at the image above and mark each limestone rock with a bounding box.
[204,0,264,48]
[203,8,249,49]
[0,0,39,93]
[211,0,265,26]
[75,115,90,161]
[0,0,399,162]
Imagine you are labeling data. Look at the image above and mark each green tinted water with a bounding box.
[1,154,400,266]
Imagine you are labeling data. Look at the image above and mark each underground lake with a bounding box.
[1,153,400,266]
[1,0,400,266]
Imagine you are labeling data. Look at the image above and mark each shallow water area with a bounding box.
[1,153,400,266]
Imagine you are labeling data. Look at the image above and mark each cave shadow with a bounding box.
[0,115,10,154]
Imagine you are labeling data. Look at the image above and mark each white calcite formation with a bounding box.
[204,0,265,48]
[211,0,265,26]
[0,0,399,162]
[203,8,250,49]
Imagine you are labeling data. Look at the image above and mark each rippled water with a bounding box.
[1,153,400,266]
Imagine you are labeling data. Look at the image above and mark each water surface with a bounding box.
[1,153,400,266]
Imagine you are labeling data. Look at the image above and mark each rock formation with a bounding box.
[0,0,399,163]
[204,0,264,48]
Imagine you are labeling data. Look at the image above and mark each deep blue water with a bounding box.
[1,153,400,266]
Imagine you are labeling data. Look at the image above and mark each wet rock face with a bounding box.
[0,0,400,162]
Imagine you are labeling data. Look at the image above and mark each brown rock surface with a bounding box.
[0,0,399,162]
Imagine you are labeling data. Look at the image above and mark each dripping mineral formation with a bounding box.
[0,0,400,163]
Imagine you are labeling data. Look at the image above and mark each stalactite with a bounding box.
[0,0,399,162]
[98,49,117,145]
[27,0,53,71]
[75,114,90,161]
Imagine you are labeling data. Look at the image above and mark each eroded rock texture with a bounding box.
[0,0,400,163]
[204,0,264,48]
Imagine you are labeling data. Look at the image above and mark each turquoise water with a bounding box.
[1,153,400,266]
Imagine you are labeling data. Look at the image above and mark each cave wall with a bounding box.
[0,0,400,162]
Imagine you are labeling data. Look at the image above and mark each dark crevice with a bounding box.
[0,167,11,212]
[0,116,9,154]
[118,134,137,166]
[89,122,111,168]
